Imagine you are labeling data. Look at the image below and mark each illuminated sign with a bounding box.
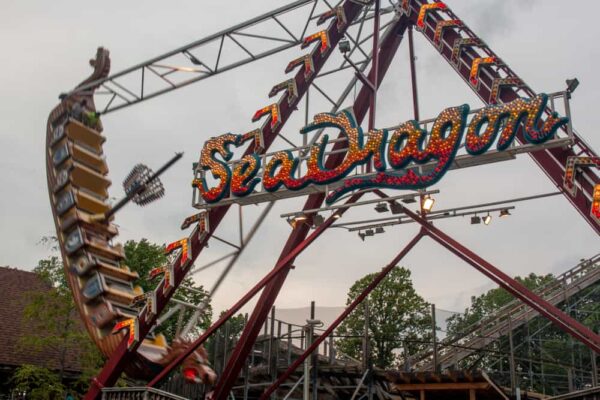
[193,94,567,205]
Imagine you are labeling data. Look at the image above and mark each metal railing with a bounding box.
[101,387,189,400]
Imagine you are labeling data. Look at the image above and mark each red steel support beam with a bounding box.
[85,3,370,398]
[147,192,363,387]
[407,24,419,121]
[400,205,600,354]
[211,14,411,400]
[368,0,380,131]
[259,232,425,400]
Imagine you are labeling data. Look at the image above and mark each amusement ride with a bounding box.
[44,0,600,399]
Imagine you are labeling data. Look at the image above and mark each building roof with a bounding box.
[0,266,85,374]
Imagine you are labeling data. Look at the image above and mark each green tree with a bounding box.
[17,237,213,397]
[444,272,600,395]
[335,267,431,369]
[18,254,103,397]
[10,364,65,400]
[206,313,246,366]
[24,256,103,376]
[446,273,556,335]
[124,239,213,340]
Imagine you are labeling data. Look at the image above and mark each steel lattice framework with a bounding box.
[43,1,600,400]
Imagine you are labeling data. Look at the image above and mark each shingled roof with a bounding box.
[0,266,85,374]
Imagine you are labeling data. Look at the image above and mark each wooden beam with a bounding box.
[391,382,490,391]
[470,388,476,400]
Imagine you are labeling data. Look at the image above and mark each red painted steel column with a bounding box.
[401,206,600,353]
[259,232,424,400]
[211,15,411,400]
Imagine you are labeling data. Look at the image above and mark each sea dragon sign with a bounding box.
[193,94,568,205]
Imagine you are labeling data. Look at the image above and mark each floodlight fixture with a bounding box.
[374,202,389,213]
[375,226,385,234]
[421,195,435,213]
[288,214,307,228]
[566,78,579,94]
[312,214,325,227]
[339,39,351,54]
[471,215,481,225]
[499,208,511,218]
[483,213,492,225]
[390,201,403,215]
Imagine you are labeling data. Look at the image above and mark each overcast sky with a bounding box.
[1,0,599,320]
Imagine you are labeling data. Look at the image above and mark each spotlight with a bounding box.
[294,214,307,222]
[374,202,389,213]
[471,215,481,225]
[390,201,403,215]
[312,214,324,227]
[375,226,385,234]
[332,212,341,219]
[402,197,417,204]
[288,214,307,228]
[483,213,492,225]
[358,232,366,241]
[365,229,374,237]
[499,209,511,218]
[566,78,579,94]
[421,195,435,213]
[339,39,351,54]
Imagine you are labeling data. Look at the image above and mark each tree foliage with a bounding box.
[10,364,65,400]
[335,267,431,369]
[446,273,556,335]
[206,312,246,366]
[444,272,600,395]
[18,254,103,397]
[13,237,214,397]
[124,239,213,340]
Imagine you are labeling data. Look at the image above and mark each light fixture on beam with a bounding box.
[375,226,385,234]
[421,195,435,213]
[471,215,481,225]
[358,232,366,241]
[374,202,389,213]
[287,214,307,228]
[332,212,341,219]
[365,229,375,237]
[312,214,325,227]
[499,208,511,218]
[483,213,492,225]
[390,201,403,215]
[338,39,351,54]
[566,78,579,94]
[279,190,439,220]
